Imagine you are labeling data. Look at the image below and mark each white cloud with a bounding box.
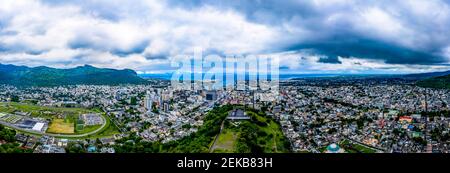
[0,0,449,73]
[274,51,450,74]
[0,0,280,71]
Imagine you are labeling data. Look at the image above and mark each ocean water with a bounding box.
[138,73,346,81]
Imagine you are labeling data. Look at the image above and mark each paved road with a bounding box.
[0,114,107,138]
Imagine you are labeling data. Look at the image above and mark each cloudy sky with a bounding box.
[1,0,450,74]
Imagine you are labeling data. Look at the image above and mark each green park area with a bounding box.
[211,129,238,153]
[339,139,377,153]
[211,109,291,153]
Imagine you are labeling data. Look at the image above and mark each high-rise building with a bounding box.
[163,102,170,112]
[144,95,152,111]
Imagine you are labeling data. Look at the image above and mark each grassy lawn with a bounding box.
[210,109,290,153]
[47,119,75,134]
[76,124,84,131]
[212,129,238,153]
[340,139,377,153]
[319,146,328,153]
[76,124,101,134]
[353,143,377,153]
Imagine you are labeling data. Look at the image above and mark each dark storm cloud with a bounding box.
[167,0,450,65]
[318,56,342,64]
[68,38,93,50]
[288,38,447,65]
[68,37,149,57]
[279,66,290,70]
[144,54,167,60]
[167,0,317,23]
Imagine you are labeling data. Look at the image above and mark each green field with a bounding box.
[340,139,377,153]
[76,124,84,131]
[210,108,291,153]
[212,129,238,153]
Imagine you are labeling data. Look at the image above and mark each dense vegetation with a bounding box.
[416,74,450,89]
[0,124,33,153]
[0,124,16,142]
[0,64,148,87]
[65,142,87,153]
[231,110,291,153]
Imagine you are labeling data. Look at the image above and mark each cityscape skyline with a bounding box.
[1,0,450,158]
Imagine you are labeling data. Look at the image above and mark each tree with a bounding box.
[66,142,86,153]
[130,96,137,105]
[0,143,32,153]
[356,119,364,129]
[182,124,191,129]
[413,137,427,146]
[10,95,20,102]
[0,126,16,142]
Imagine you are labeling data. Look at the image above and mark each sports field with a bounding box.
[47,119,74,134]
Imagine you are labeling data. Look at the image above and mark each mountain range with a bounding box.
[401,70,450,89]
[0,63,449,88]
[0,64,148,87]
[402,70,450,79]
[416,74,450,89]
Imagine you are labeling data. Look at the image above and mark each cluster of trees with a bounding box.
[0,125,33,153]
[0,143,32,153]
[65,142,86,153]
[130,96,138,105]
[431,128,450,142]
[0,125,16,142]
[234,110,291,153]
[416,75,450,89]
[10,95,20,102]
[235,121,264,153]
[421,110,450,118]
[412,137,427,146]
